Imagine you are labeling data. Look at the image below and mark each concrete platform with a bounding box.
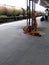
[0,17,49,65]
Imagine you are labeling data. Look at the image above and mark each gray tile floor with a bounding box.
[0,17,49,65]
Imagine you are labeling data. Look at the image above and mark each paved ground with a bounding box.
[0,17,49,65]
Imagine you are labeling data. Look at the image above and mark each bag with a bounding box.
[40,16,44,21]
